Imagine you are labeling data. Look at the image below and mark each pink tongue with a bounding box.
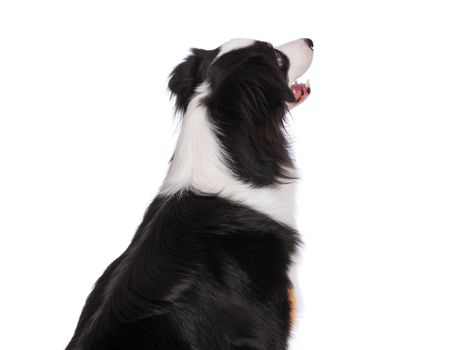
[291,83,311,103]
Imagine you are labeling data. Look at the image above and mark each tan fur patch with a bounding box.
[288,288,297,328]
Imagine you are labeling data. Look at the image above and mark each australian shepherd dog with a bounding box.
[66,37,314,350]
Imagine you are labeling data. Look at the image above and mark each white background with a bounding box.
[1,1,463,349]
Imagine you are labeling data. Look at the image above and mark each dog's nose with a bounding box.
[303,38,314,49]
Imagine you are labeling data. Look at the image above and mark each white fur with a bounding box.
[216,38,256,59]
[160,83,297,228]
[276,39,314,83]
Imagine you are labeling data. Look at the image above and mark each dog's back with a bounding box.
[66,194,298,349]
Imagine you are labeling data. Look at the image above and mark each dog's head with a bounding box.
[169,38,313,114]
[168,38,314,186]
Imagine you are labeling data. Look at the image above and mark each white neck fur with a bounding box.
[160,83,296,228]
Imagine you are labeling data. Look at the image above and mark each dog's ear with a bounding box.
[168,51,202,114]
[168,48,217,114]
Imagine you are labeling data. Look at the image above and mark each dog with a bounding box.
[66,38,314,350]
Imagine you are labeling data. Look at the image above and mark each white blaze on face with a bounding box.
[216,38,256,58]
[276,39,314,83]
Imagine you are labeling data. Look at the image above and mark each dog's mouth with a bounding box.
[276,38,313,109]
[286,79,310,109]
[290,80,310,105]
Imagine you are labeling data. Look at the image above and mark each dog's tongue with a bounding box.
[287,81,311,109]
[291,82,310,102]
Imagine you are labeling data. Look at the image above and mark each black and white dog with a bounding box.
[66,38,314,350]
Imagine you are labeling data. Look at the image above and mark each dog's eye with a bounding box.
[274,50,283,67]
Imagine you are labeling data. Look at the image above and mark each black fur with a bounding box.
[205,43,295,186]
[66,194,299,350]
[66,40,301,350]
[168,48,219,114]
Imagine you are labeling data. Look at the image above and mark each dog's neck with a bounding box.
[160,85,297,228]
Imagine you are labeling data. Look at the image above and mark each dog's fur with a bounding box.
[66,38,313,350]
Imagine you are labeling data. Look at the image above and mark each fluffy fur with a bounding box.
[66,38,313,350]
